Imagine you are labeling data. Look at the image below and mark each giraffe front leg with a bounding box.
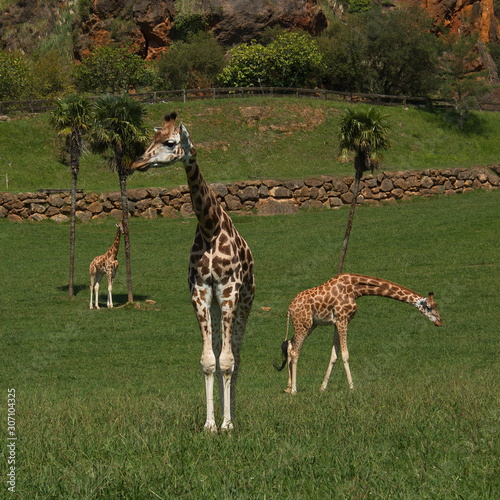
[219,300,239,431]
[93,281,101,310]
[192,286,218,432]
[89,278,94,310]
[202,349,217,433]
[321,326,340,392]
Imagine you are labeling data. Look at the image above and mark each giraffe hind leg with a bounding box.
[336,322,354,389]
[321,326,340,392]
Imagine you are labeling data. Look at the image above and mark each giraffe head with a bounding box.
[131,112,193,171]
[416,293,442,326]
[115,222,124,234]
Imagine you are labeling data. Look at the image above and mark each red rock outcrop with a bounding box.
[0,1,498,60]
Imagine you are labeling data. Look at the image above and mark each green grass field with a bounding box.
[1,97,500,193]
[1,189,498,498]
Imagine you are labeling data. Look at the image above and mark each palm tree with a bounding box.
[337,107,391,274]
[50,94,92,297]
[90,94,148,304]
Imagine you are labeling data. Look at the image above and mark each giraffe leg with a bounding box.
[89,275,95,309]
[209,302,224,419]
[286,332,307,395]
[337,322,354,389]
[219,312,236,431]
[321,326,340,392]
[92,273,103,310]
[107,269,116,308]
[192,285,218,432]
[228,286,254,423]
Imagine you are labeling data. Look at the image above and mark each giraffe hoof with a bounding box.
[221,421,234,432]
[204,422,218,433]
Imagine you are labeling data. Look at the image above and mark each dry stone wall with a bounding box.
[1,167,498,223]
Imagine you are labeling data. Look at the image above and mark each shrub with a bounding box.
[75,46,155,94]
[0,50,34,99]
[219,31,325,88]
[157,32,225,89]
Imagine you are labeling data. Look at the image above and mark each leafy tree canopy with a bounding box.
[75,46,155,94]
[157,32,225,90]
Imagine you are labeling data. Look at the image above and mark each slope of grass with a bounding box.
[0,97,499,194]
[1,190,498,498]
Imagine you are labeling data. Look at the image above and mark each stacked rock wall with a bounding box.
[1,167,498,222]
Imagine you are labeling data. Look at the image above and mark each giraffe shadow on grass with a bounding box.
[58,285,150,306]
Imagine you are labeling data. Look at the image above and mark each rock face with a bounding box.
[419,0,499,42]
[0,1,498,60]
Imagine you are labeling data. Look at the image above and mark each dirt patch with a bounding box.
[239,104,325,134]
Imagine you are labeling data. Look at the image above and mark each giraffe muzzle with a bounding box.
[131,158,151,171]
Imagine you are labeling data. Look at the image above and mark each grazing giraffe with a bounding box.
[89,222,124,310]
[275,273,442,393]
[131,112,255,432]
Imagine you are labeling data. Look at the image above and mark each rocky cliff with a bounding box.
[0,0,498,60]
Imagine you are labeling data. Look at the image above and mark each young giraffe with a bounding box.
[89,222,124,310]
[275,273,442,394]
[131,112,255,432]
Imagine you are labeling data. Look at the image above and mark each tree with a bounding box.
[50,94,93,297]
[318,17,369,92]
[364,7,441,96]
[157,32,225,89]
[438,36,494,130]
[75,46,155,94]
[90,95,149,304]
[337,107,390,274]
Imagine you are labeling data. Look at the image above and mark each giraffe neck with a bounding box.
[107,229,122,260]
[183,149,222,240]
[348,274,423,306]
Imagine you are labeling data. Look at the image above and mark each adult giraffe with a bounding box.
[275,273,442,393]
[131,113,255,432]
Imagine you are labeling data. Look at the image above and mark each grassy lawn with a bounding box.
[1,189,498,498]
[1,97,500,193]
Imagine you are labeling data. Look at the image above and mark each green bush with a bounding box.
[219,31,325,88]
[157,32,224,90]
[74,46,156,94]
[0,50,34,99]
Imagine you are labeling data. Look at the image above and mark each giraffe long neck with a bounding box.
[349,274,423,305]
[107,230,122,260]
[183,149,222,240]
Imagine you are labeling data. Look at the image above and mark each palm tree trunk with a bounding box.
[68,167,77,296]
[118,171,134,304]
[68,132,80,297]
[337,172,361,275]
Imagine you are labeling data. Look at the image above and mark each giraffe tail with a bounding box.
[273,310,291,371]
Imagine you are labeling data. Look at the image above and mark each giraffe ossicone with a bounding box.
[275,273,442,394]
[131,113,255,432]
[89,222,124,310]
